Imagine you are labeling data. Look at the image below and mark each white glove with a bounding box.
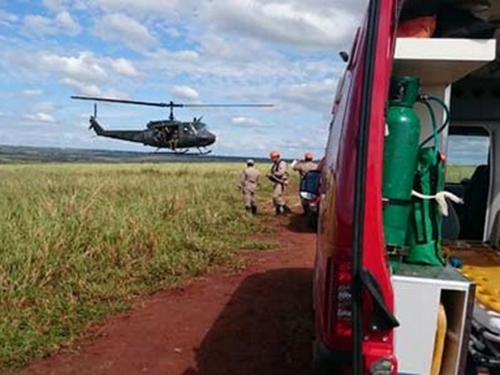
[291,160,298,168]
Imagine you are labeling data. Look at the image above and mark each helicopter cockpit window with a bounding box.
[193,122,205,131]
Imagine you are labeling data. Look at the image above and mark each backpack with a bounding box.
[405,147,446,266]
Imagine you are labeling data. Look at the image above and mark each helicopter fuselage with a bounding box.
[89,117,216,151]
[71,95,271,153]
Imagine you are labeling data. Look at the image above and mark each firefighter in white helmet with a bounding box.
[238,159,261,215]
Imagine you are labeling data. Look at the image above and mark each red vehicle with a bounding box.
[314,0,397,372]
[313,0,498,373]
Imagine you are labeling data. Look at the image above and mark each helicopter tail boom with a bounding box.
[88,117,149,144]
[89,117,105,135]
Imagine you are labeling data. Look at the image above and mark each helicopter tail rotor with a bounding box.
[89,117,105,135]
[89,103,98,130]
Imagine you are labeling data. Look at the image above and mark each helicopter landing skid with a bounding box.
[152,148,211,156]
[197,147,212,155]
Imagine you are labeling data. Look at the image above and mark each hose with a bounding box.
[418,95,451,149]
[419,98,439,158]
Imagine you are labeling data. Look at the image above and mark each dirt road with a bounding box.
[19,212,317,375]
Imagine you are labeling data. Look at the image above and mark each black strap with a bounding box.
[383,197,412,206]
[360,268,400,332]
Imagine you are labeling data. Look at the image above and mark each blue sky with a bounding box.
[0,0,366,158]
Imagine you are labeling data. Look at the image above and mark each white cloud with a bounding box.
[200,33,277,62]
[42,0,68,11]
[146,44,335,87]
[163,26,181,38]
[22,11,81,36]
[22,89,44,96]
[34,101,59,112]
[94,13,156,51]
[23,112,57,123]
[89,0,193,17]
[110,58,139,77]
[37,52,138,82]
[40,52,107,82]
[231,116,263,127]
[200,0,361,49]
[172,50,199,61]
[55,11,81,35]
[264,79,339,115]
[0,9,19,25]
[171,85,199,100]
[62,78,103,96]
[23,15,52,34]
[0,46,141,97]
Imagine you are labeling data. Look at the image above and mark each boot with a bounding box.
[282,205,292,215]
[275,206,282,215]
[251,205,257,215]
[245,206,252,213]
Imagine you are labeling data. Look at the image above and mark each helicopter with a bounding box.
[71,96,273,155]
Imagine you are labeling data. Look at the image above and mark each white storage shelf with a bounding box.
[393,38,496,85]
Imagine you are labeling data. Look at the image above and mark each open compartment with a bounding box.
[384,0,500,373]
[440,289,470,375]
[392,267,474,374]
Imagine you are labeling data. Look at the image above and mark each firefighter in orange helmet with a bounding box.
[291,152,318,178]
[266,150,291,215]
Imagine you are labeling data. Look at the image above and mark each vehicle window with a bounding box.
[446,134,490,183]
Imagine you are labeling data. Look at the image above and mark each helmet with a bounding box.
[269,150,280,159]
[305,152,313,161]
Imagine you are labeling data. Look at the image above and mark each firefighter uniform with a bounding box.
[239,160,261,214]
[292,160,318,177]
[268,150,291,215]
[292,152,318,178]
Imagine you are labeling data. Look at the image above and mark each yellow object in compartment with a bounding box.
[431,303,447,375]
[453,247,500,314]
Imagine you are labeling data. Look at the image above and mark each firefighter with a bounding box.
[267,150,291,215]
[239,159,261,215]
[291,152,318,178]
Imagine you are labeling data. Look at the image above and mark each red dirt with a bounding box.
[17,212,317,375]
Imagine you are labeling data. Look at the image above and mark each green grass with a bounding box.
[446,165,477,183]
[0,162,279,369]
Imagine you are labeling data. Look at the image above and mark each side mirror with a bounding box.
[339,51,349,63]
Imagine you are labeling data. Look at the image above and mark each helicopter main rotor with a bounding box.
[71,95,273,121]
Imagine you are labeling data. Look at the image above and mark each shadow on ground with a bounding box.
[287,213,317,234]
[182,268,314,375]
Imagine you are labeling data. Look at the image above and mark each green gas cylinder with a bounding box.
[383,76,421,248]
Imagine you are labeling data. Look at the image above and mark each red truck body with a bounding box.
[314,0,399,372]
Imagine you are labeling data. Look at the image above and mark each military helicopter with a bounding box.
[71,96,273,155]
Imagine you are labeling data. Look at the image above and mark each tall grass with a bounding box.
[0,163,275,368]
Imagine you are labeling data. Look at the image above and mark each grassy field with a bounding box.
[0,162,283,369]
[446,165,477,183]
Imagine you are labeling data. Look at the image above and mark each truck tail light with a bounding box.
[330,261,353,344]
